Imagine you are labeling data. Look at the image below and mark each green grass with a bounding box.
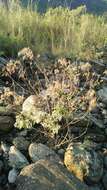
[0,2,107,59]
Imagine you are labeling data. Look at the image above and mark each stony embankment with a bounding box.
[0,49,107,190]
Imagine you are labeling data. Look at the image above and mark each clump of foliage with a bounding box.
[0,1,107,59]
[0,87,24,107]
[3,48,100,137]
[15,113,33,129]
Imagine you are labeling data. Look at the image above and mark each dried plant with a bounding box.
[1,87,24,107]
[2,48,100,138]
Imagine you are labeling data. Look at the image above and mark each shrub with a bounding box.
[2,48,100,137]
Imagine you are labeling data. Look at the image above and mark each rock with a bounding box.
[88,115,105,129]
[90,187,100,190]
[76,118,92,128]
[98,87,107,104]
[0,116,15,133]
[58,149,65,156]
[102,172,107,190]
[0,57,7,66]
[64,143,103,183]
[104,156,107,169]
[0,160,3,174]
[0,148,3,158]
[83,140,102,151]
[22,95,46,123]
[9,146,29,169]
[15,96,46,130]
[0,187,3,190]
[22,95,37,112]
[1,141,10,153]
[89,184,104,190]
[70,126,81,133]
[29,143,61,163]
[8,168,18,184]
[105,128,107,135]
[16,159,89,190]
[90,60,105,74]
[13,137,30,151]
[0,174,7,186]
[18,130,28,137]
[103,143,107,149]
[85,133,106,143]
[0,106,15,116]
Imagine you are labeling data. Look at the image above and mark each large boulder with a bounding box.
[64,143,103,183]
[28,143,61,163]
[16,159,89,190]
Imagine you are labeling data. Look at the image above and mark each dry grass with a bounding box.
[0,3,107,59]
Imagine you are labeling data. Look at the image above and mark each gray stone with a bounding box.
[0,116,15,133]
[58,149,65,155]
[0,160,3,174]
[88,116,105,129]
[102,173,107,190]
[89,184,104,190]
[105,128,107,135]
[18,130,28,137]
[22,95,37,112]
[104,156,107,169]
[9,146,29,169]
[85,133,106,143]
[8,168,18,183]
[98,87,107,104]
[22,95,46,124]
[16,159,89,190]
[1,141,10,153]
[90,60,105,74]
[13,137,30,151]
[64,143,103,183]
[89,187,100,190]
[29,143,61,163]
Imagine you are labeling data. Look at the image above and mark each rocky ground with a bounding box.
[0,48,107,190]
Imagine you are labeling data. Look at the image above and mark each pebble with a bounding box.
[8,168,18,184]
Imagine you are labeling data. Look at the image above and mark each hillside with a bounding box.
[1,1,107,190]
[22,0,107,14]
